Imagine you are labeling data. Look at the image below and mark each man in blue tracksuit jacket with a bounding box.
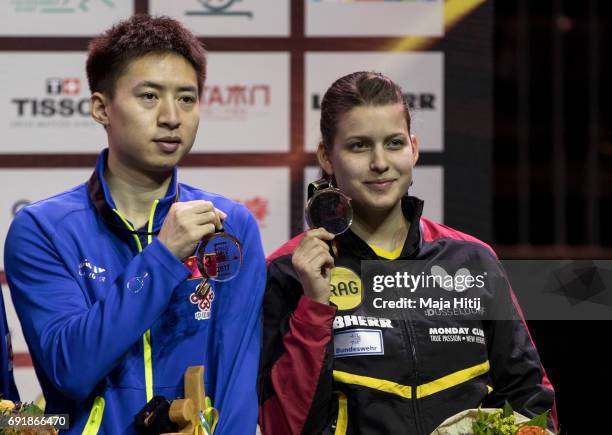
[4,15,265,434]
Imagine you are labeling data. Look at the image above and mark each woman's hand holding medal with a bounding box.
[292,228,336,305]
[295,178,354,305]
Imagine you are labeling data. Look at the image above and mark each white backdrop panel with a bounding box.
[150,0,290,36]
[0,52,106,154]
[194,52,290,152]
[0,0,133,36]
[305,52,444,152]
[306,0,443,37]
[179,167,290,255]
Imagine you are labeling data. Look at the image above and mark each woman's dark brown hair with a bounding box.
[320,71,411,148]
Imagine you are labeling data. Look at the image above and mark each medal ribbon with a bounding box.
[194,396,219,435]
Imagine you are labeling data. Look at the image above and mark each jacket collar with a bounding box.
[336,195,424,260]
[87,148,179,233]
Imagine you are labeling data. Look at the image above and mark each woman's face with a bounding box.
[317,103,419,216]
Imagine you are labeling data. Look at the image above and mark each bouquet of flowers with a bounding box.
[431,402,555,435]
[0,400,58,435]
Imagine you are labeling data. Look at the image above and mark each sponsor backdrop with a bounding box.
[305,52,444,152]
[0,0,492,406]
[0,0,133,36]
[149,0,290,37]
[195,52,290,152]
[179,167,291,254]
[0,53,104,153]
[306,0,444,37]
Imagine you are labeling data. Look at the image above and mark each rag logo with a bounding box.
[329,267,363,311]
[186,0,253,18]
[47,78,80,96]
[78,259,107,283]
[11,0,114,13]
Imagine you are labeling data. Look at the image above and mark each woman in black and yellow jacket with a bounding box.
[258,71,556,435]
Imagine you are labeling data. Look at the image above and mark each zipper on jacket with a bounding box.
[403,246,426,435]
[112,199,159,403]
[365,241,425,434]
[397,315,423,435]
[391,260,425,435]
[366,237,425,433]
[404,315,426,435]
[391,282,422,435]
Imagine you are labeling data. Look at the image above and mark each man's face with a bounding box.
[100,52,200,175]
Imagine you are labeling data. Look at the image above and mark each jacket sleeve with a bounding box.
[258,260,338,435]
[483,260,557,432]
[4,208,190,401]
[0,287,20,402]
[209,209,266,434]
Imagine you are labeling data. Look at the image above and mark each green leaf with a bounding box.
[20,402,44,415]
[503,401,514,418]
[523,410,550,428]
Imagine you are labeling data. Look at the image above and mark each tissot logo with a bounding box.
[311,92,436,110]
[46,78,81,96]
[11,77,90,118]
[186,0,253,18]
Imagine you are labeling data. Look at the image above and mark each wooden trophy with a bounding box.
[162,365,208,435]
